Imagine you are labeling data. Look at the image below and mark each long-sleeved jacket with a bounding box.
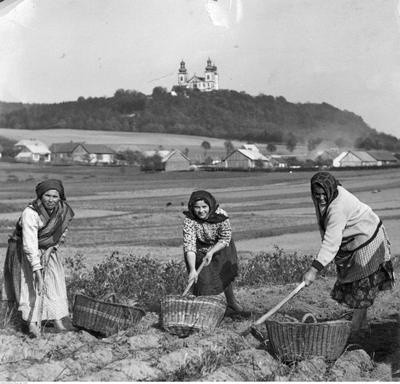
[314,186,380,269]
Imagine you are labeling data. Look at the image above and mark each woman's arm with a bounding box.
[304,208,347,285]
[314,208,347,269]
[183,218,198,282]
[21,208,44,292]
[21,208,42,272]
[204,218,232,265]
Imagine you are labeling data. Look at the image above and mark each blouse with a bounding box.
[183,208,232,254]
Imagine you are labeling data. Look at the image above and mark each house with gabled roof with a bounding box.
[367,151,398,166]
[223,145,275,169]
[50,142,115,164]
[333,151,377,167]
[142,149,191,171]
[15,139,51,163]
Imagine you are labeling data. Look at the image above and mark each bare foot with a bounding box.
[54,319,67,332]
[29,323,41,338]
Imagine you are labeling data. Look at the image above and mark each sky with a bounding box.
[1,0,400,138]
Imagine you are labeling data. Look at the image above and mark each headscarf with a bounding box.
[35,179,66,201]
[310,172,341,231]
[14,179,74,249]
[183,190,228,224]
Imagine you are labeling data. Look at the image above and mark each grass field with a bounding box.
[0,162,399,268]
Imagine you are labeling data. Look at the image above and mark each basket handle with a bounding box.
[182,259,207,296]
[100,292,118,303]
[302,313,318,323]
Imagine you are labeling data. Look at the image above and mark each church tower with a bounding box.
[205,58,218,91]
[178,60,188,86]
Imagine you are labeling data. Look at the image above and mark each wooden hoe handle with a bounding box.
[253,281,306,326]
[182,259,207,296]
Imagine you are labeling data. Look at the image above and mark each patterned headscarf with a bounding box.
[35,179,66,201]
[183,190,228,224]
[310,172,341,231]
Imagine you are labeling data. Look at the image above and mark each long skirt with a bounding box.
[331,225,395,309]
[188,240,239,296]
[2,238,69,323]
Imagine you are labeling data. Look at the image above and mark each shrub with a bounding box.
[65,252,187,311]
[237,246,335,286]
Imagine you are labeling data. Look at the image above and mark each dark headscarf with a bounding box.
[35,179,66,201]
[183,190,228,224]
[310,172,341,231]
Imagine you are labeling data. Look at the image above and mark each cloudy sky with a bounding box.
[1,0,400,137]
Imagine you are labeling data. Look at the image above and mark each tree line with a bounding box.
[1,87,400,151]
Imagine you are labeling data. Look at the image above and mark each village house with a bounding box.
[14,139,51,163]
[333,151,377,167]
[142,149,191,171]
[50,142,115,164]
[367,151,398,166]
[223,144,275,169]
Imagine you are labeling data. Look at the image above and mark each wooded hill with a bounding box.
[1,87,399,150]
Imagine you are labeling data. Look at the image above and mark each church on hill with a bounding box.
[176,58,219,92]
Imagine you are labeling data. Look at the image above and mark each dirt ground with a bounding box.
[0,277,398,381]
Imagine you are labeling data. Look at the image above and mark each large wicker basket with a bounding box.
[72,294,146,337]
[265,317,351,362]
[160,294,226,337]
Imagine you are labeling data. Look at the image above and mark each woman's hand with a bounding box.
[303,267,318,286]
[203,251,214,266]
[34,270,44,293]
[188,269,198,285]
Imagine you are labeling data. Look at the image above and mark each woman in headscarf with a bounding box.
[2,179,74,337]
[303,172,395,332]
[182,190,242,311]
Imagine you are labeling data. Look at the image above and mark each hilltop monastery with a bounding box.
[177,58,219,92]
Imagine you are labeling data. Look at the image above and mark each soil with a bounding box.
[0,277,399,381]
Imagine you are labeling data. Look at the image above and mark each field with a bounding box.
[0,162,399,380]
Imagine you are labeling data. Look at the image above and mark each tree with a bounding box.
[266,143,277,153]
[307,137,323,152]
[116,150,144,165]
[183,147,189,157]
[286,133,298,152]
[201,140,211,159]
[140,154,164,172]
[224,140,235,156]
[201,141,211,151]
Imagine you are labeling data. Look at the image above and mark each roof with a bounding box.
[15,139,50,155]
[50,142,81,153]
[333,151,348,163]
[81,144,115,154]
[225,148,270,162]
[349,151,377,162]
[242,144,260,152]
[367,151,398,162]
[143,150,190,162]
[188,75,206,82]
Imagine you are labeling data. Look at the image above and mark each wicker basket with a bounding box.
[72,294,146,337]
[160,294,226,337]
[265,315,351,362]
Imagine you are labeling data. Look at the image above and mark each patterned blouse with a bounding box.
[183,208,232,254]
